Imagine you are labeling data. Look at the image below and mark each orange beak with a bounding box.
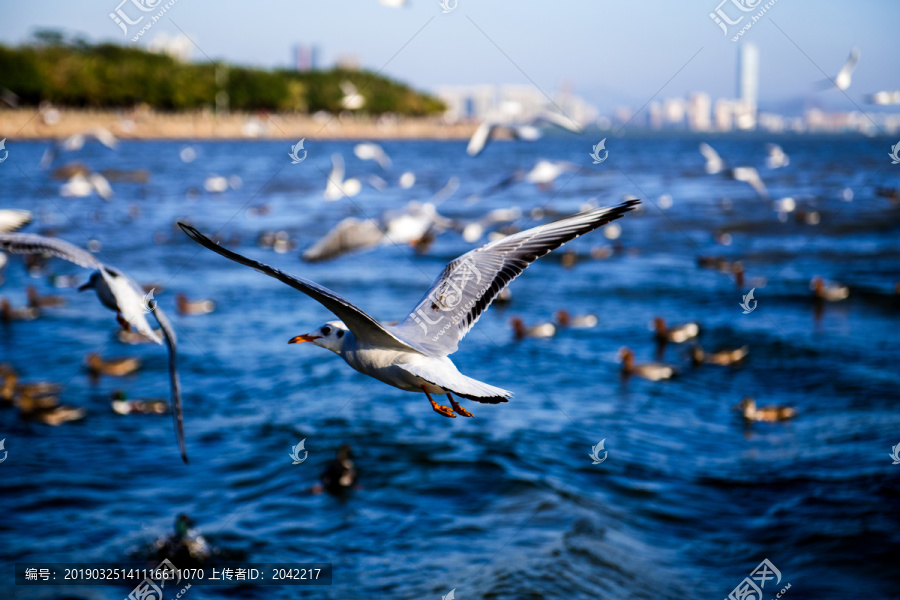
[289,334,321,344]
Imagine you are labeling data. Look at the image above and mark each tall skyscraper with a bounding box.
[737,42,759,112]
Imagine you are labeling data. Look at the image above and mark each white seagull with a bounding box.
[822,47,860,92]
[699,143,724,175]
[466,104,581,157]
[324,154,362,201]
[179,200,639,418]
[0,233,186,462]
[353,143,392,170]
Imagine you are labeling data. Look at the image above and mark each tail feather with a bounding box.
[397,362,512,404]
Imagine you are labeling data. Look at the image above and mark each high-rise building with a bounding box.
[737,42,759,113]
[294,44,320,71]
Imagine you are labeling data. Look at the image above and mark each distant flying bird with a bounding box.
[179,200,639,419]
[466,105,581,157]
[324,154,362,201]
[340,81,365,111]
[40,127,118,168]
[699,143,724,174]
[60,172,113,201]
[822,47,860,91]
[0,233,186,463]
[354,143,392,169]
[482,160,579,196]
[730,166,768,198]
[765,143,789,169]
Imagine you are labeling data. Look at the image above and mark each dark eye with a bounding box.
[321,326,332,336]
[336,330,344,338]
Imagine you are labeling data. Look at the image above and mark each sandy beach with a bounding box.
[0,108,478,141]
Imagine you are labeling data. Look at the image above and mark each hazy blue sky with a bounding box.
[2,0,897,112]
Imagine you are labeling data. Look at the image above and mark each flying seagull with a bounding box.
[0,233,186,463]
[820,47,860,92]
[178,200,639,418]
[466,108,581,157]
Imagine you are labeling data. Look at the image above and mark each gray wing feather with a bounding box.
[390,200,640,357]
[178,223,423,354]
[0,232,102,269]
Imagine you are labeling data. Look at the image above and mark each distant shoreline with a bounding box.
[0,108,478,141]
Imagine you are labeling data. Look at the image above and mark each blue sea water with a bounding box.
[1,135,899,599]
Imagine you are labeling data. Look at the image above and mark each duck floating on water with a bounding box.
[618,347,677,381]
[313,444,358,496]
[735,397,796,422]
[555,309,598,329]
[510,317,556,340]
[690,345,749,366]
[26,286,66,309]
[155,514,211,565]
[0,298,40,322]
[85,353,141,377]
[175,293,216,316]
[111,390,168,415]
[811,276,849,302]
[653,317,700,344]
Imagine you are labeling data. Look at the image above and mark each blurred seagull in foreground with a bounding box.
[179,200,639,418]
[0,233,187,463]
[467,103,581,157]
[354,143,392,169]
[324,154,362,200]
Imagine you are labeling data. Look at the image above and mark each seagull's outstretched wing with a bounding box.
[178,224,423,354]
[466,121,497,157]
[150,305,187,464]
[0,232,102,269]
[390,200,640,357]
[0,210,33,234]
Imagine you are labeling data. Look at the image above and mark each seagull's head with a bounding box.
[289,321,348,354]
[77,271,102,292]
